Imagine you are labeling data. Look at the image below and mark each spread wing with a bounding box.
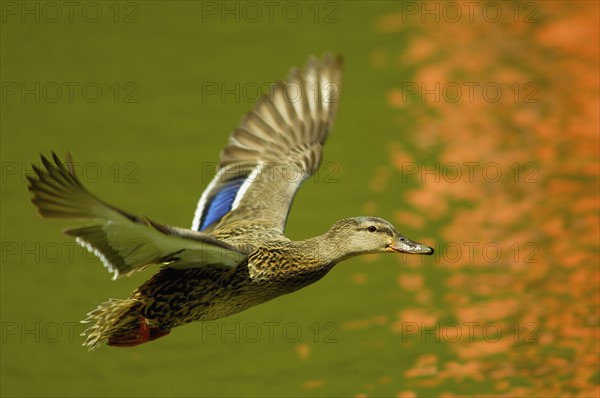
[28,153,247,280]
[192,53,343,233]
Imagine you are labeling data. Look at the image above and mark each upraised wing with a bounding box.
[27,153,247,280]
[192,53,343,234]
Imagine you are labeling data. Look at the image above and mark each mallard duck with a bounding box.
[27,53,433,350]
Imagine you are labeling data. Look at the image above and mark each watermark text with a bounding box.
[1,1,140,23]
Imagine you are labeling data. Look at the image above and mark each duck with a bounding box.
[27,53,434,350]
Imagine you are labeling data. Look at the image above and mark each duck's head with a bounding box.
[327,217,434,259]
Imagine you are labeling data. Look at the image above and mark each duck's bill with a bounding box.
[386,238,434,255]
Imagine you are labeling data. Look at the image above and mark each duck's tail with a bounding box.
[81,298,170,350]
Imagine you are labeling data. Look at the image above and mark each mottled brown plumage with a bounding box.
[27,54,434,350]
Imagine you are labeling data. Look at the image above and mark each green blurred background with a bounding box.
[1,1,598,397]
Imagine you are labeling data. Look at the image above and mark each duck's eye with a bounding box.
[367,226,377,233]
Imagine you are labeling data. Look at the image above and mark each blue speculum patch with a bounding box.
[199,177,246,231]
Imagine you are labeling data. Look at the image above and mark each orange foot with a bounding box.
[108,318,171,347]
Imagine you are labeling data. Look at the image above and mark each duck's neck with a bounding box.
[295,232,350,266]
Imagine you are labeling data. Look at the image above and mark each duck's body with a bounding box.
[117,236,333,340]
[27,54,433,350]
[100,219,373,346]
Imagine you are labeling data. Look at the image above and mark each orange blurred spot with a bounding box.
[303,380,324,389]
[352,273,367,285]
[378,376,391,384]
[396,308,438,327]
[295,344,310,360]
[394,211,424,229]
[389,142,415,171]
[362,200,377,215]
[454,339,514,360]
[370,166,391,192]
[397,273,423,291]
[387,89,407,109]
[535,6,600,59]
[375,12,405,33]
[404,354,438,379]
[404,37,436,63]
[439,360,484,381]
[455,299,520,323]
[370,49,389,69]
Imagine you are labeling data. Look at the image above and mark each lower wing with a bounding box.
[28,153,247,280]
